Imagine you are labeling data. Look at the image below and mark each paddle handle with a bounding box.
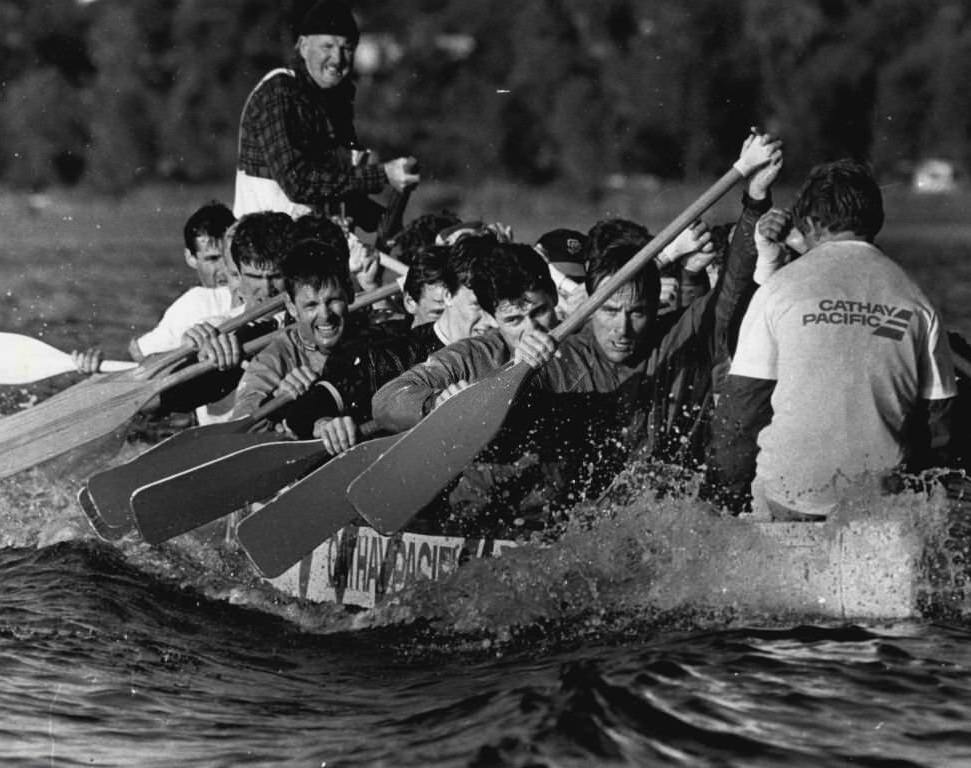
[350,282,400,310]
[378,254,409,277]
[551,167,744,343]
[139,295,286,379]
[98,360,137,373]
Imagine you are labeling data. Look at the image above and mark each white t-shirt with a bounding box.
[731,240,956,516]
[134,286,237,357]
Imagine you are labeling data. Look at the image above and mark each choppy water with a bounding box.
[1,445,970,767]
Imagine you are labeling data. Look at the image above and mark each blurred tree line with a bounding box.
[1,0,969,195]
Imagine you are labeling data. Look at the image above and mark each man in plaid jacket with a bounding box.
[234,0,419,226]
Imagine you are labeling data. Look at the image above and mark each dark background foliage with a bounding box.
[1,0,968,195]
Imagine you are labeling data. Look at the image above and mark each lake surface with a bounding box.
[2,185,971,766]
[0,454,969,767]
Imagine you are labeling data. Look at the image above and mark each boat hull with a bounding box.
[263,518,926,619]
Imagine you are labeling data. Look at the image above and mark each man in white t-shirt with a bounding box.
[72,202,238,374]
[129,201,238,360]
[704,159,957,519]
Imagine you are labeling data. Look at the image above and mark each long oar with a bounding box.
[0,296,283,478]
[0,297,284,482]
[79,283,400,539]
[0,333,136,384]
[236,433,398,577]
[347,165,745,534]
[131,422,381,545]
[234,166,746,577]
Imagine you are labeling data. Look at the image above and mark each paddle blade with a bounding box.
[0,332,139,384]
[78,483,121,540]
[347,363,532,534]
[0,333,77,384]
[0,377,156,480]
[132,439,330,545]
[237,435,398,578]
[85,430,283,539]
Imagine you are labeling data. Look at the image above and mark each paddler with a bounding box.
[364,131,782,532]
[130,201,238,360]
[230,238,358,431]
[302,234,502,452]
[233,0,420,226]
[703,159,957,520]
[154,211,299,422]
[72,201,237,374]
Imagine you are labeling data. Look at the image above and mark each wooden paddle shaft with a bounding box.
[550,167,744,343]
[378,254,408,276]
[139,294,286,379]
[151,327,286,395]
[350,282,399,310]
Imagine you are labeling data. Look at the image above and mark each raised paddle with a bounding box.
[236,433,399,577]
[347,165,747,534]
[0,300,284,482]
[231,164,749,576]
[131,422,382,545]
[0,333,136,384]
[79,283,401,539]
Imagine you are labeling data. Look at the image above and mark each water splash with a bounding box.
[1,435,969,643]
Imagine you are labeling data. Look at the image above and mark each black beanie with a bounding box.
[295,1,360,43]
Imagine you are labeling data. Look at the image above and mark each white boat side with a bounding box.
[264,519,925,620]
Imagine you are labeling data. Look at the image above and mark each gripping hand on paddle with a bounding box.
[71,346,104,375]
[748,141,783,201]
[184,322,241,371]
[313,415,358,455]
[514,328,558,369]
[434,380,471,409]
[348,234,381,292]
[658,220,713,269]
[274,364,318,402]
[733,128,783,178]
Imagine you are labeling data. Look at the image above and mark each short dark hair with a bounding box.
[585,218,651,265]
[585,240,661,311]
[390,210,462,265]
[470,243,556,316]
[231,212,296,270]
[584,218,658,304]
[792,159,884,241]
[293,213,351,262]
[403,246,448,302]
[183,201,235,253]
[444,234,498,294]
[282,238,354,301]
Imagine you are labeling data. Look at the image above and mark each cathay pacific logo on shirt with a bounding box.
[802,300,913,340]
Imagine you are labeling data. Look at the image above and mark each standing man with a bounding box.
[234,0,419,224]
[704,159,957,520]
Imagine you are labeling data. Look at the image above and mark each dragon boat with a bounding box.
[256,516,953,620]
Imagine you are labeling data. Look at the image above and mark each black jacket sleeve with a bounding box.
[701,373,775,513]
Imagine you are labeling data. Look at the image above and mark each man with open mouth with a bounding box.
[233,0,419,228]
